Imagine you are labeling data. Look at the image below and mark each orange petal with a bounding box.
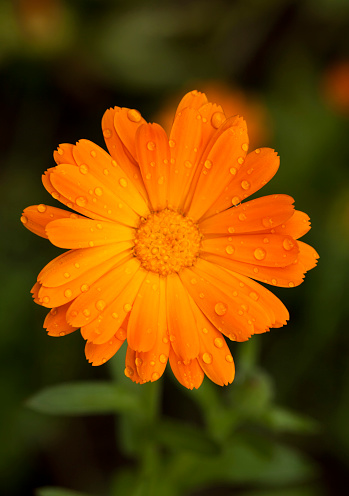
[167,107,203,210]
[169,347,204,389]
[44,303,79,336]
[49,164,140,226]
[175,90,208,114]
[31,281,41,304]
[203,148,280,220]
[198,103,226,152]
[201,233,299,268]
[21,205,80,239]
[135,123,171,211]
[85,335,125,366]
[199,194,295,236]
[127,272,161,352]
[72,140,149,217]
[66,257,140,329]
[166,273,200,361]
[53,143,76,165]
[200,240,318,288]
[180,259,276,341]
[125,346,146,384]
[187,116,249,221]
[46,217,134,249]
[102,107,149,201]
[38,251,131,308]
[113,107,147,163]
[270,210,311,239]
[134,278,169,382]
[189,301,235,386]
[38,242,133,287]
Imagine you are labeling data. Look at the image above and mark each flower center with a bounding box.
[134,209,202,276]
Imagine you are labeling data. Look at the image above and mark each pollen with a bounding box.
[134,209,202,276]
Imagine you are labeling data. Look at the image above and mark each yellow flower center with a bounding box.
[134,209,202,276]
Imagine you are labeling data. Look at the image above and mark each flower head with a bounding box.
[21,90,318,389]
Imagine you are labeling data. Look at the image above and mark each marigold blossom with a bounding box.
[21,90,319,389]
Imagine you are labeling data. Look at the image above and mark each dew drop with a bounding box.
[103,128,112,138]
[159,354,167,364]
[64,289,72,298]
[88,241,94,247]
[112,312,118,319]
[83,309,90,317]
[202,327,208,334]
[190,278,197,284]
[90,150,97,158]
[255,148,261,154]
[230,167,237,175]
[184,160,192,168]
[57,147,64,156]
[288,281,295,287]
[79,164,89,175]
[204,160,212,169]
[81,284,89,293]
[64,272,70,279]
[225,354,233,363]
[119,178,128,188]
[228,226,235,233]
[232,196,240,206]
[21,215,28,224]
[242,143,249,152]
[241,180,250,190]
[147,141,156,151]
[249,291,259,301]
[158,176,164,185]
[225,245,235,255]
[237,157,245,165]
[238,213,247,221]
[94,187,103,197]
[59,331,66,336]
[127,109,142,123]
[125,365,134,377]
[199,293,205,299]
[163,336,169,344]
[202,352,213,364]
[124,303,132,312]
[51,191,60,200]
[254,247,266,261]
[215,302,227,316]
[96,299,106,311]
[263,237,269,244]
[168,139,175,148]
[42,296,50,304]
[214,337,224,348]
[37,204,47,213]
[76,196,87,207]
[211,111,225,129]
[283,238,295,251]
[146,173,151,180]
[152,372,160,381]
[135,357,143,367]
[271,278,277,285]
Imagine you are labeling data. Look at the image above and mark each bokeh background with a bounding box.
[1,0,349,495]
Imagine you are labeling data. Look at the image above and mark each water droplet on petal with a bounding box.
[230,167,237,175]
[184,160,192,168]
[159,354,167,364]
[237,157,245,165]
[215,302,227,316]
[204,160,212,169]
[214,337,224,348]
[225,354,233,363]
[119,178,128,188]
[125,365,134,377]
[42,296,50,304]
[79,164,89,175]
[226,245,235,255]
[158,176,164,185]
[228,226,235,233]
[96,299,106,311]
[254,248,266,260]
[21,215,28,224]
[283,238,295,251]
[64,289,72,298]
[271,278,277,285]
[238,213,247,221]
[64,272,70,279]
[202,352,213,364]
[90,150,97,158]
[255,148,261,154]
[76,196,87,207]
[151,372,160,381]
[83,309,90,317]
[211,111,225,129]
[232,196,240,206]
[202,327,208,334]
[288,281,295,287]
[103,128,112,138]
[127,109,142,123]
[147,141,156,151]
[94,187,103,197]
[249,291,259,301]
[135,357,143,367]
[242,143,249,152]
[59,331,66,336]
[241,180,250,190]
[168,139,175,148]
[37,204,47,213]
[81,284,89,293]
[124,303,132,312]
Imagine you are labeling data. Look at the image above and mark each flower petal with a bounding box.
[38,243,133,287]
[102,107,149,200]
[38,251,132,308]
[201,233,299,268]
[21,205,80,239]
[176,90,208,114]
[85,334,125,366]
[270,210,311,239]
[189,301,235,386]
[44,303,79,336]
[199,194,295,236]
[187,116,249,221]
[203,147,280,219]
[125,347,146,384]
[79,268,146,344]
[113,107,147,162]
[46,217,134,249]
[66,257,140,328]
[49,163,140,226]
[73,140,149,217]
[135,123,171,211]
[169,348,204,389]
[166,273,200,361]
[53,143,76,165]
[127,272,161,352]
[168,107,202,210]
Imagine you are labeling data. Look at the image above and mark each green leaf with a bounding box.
[35,487,93,496]
[26,381,140,416]
[262,406,320,434]
[153,417,219,455]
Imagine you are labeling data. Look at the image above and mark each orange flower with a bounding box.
[21,90,318,389]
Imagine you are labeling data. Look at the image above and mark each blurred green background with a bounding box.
[1,0,349,495]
